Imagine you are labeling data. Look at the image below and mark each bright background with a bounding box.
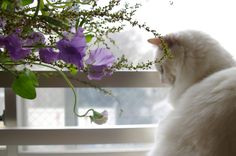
[114,0,236,63]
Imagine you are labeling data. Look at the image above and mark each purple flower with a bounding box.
[39,48,58,63]
[24,32,45,46]
[57,27,86,69]
[4,34,31,60]
[86,48,116,80]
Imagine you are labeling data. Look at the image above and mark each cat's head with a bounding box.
[148,30,235,88]
[148,33,183,86]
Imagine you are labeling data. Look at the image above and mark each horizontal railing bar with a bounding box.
[0,71,165,88]
[0,125,157,145]
[18,151,149,156]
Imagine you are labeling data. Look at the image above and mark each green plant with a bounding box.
[0,0,169,124]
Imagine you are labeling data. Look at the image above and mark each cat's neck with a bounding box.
[169,51,236,106]
[169,75,199,105]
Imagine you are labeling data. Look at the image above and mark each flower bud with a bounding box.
[90,110,108,125]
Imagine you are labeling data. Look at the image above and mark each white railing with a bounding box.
[0,125,156,145]
[0,71,163,156]
[0,71,164,88]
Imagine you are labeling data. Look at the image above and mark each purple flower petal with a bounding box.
[57,27,86,68]
[39,48,58,63]
[4,34,31,60]
[86,48,116,66]
[12,49,31,61]
[57,39,85,68]
[71,28,86,50]
[4,34,21,51]
[86,48,116,80]
[87,65,108,80]
[24,32,45,46]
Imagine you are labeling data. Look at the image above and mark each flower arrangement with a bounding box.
[0,0,169,124]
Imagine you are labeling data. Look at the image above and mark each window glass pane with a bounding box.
[17,87,169,153]
[17,87,171,127]
[0,88,4,128]
[0,89,4,115]
[17,88,66,127]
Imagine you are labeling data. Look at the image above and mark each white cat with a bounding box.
[148,30,236,156]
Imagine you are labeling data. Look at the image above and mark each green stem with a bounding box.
[31,62,81,117]
[79,16,87,27]
[33,0,40,19]
[0,64,17,76]
[40,19,64,37]
[22,45,56,49]
[78,108,95,117]
[3,61,86,117]
[31,63,96,117]
[45,0,72,8]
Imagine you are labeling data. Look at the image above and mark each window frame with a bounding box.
[0,71,165,156]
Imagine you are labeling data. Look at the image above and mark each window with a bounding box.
[1,0,236,155]
[18,87,170,128]
[0,71,171,156]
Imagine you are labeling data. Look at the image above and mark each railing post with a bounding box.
[4,88,18,156]
[4,88,17,127]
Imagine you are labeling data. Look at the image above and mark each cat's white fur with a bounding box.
[148,30,236,156]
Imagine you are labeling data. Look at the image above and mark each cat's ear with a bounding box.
[147,38,161,46]
[148,35,177,47]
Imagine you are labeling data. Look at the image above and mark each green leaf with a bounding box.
[25,69,39,86]
[85,34,94,43]
[1,0,9,10]
[39,0,49,16]
[93,110,103,119]
[21,0,33,6]
[75,18,80,30]
[12,70,38,100]
[40,15,69,30]
[22,26,34,34]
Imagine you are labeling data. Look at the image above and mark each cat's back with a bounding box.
[159,67,236,156]
[182,66,236,102]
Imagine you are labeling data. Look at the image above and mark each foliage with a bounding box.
[0,0,169,124]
